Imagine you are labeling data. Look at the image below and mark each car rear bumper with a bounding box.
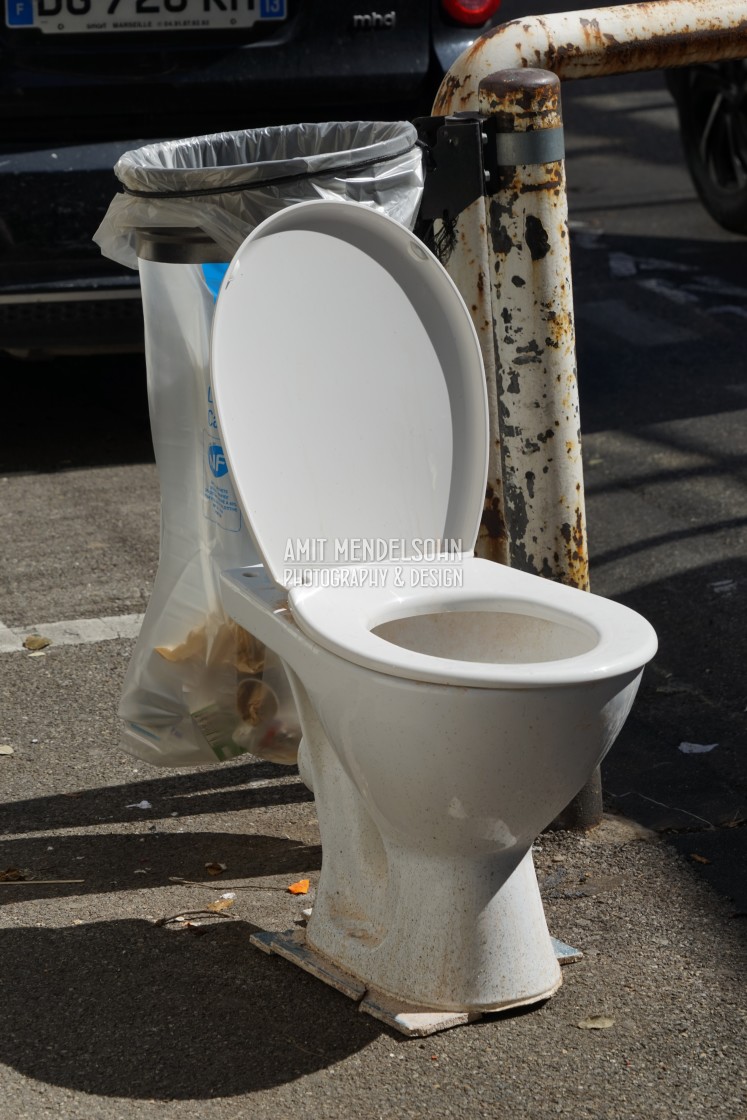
[0,281,144,353]
[0,138,146,349]
[0,1,497,349]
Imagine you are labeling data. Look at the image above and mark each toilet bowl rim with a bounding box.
[287,556,658,689]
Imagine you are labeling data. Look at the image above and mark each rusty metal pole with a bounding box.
[431,0,747,829]
[479,69,587,588]
[435,1,747,410]
[477,67,598,828]
[435,0,747,114]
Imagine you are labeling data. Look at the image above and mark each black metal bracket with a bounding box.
[413,113,488,222]
[414,113,565,222]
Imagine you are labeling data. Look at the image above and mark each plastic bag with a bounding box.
[95,121,425,270]
[95,122,424,768]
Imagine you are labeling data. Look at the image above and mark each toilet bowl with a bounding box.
[211,199,657,1015]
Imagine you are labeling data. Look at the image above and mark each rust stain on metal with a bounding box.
[435,71,464,112]
[490,220,515,256]
[518,174,564,196]
[479,67,561,119]
[544,307,573,349]
[482,484,508,544]
[525,214,551,260]
[559,506,589,589]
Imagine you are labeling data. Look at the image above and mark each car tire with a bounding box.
[667,60,747,235]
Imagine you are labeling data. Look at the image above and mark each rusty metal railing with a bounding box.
[426,0,747,827]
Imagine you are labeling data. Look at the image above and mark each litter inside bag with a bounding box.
[153,616,300,766]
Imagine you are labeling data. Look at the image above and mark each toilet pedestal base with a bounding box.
[250,927,582,1038]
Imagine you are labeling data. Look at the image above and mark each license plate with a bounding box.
[5,0,285,33]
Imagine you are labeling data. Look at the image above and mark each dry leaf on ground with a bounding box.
[577,1015,615,1030]
[205,862,227,876]
[206,897,235,913]
[23,635,51,651]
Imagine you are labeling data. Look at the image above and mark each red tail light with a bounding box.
[441,0,502,26]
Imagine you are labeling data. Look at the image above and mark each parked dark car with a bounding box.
[0,0,502,354]
[667,59,747,236]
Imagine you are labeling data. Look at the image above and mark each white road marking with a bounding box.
[0,613,144,654]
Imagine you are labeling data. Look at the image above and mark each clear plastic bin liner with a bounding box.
[95,121,424,269]
[95,122,424,769]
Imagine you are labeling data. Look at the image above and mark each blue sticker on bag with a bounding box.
[207,443,228,478]
[202,263,230,301]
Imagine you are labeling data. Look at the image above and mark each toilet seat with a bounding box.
[212,199,656,692]
[288,556,657,688]
[211,199,488,590]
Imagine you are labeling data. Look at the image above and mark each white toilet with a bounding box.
[211,199,657,1024]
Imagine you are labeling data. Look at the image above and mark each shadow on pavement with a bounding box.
[565,223,747,917]
[602,557,747,915]
[0,758,312,836]
[0,918,383,1098]
[0,831,321,906]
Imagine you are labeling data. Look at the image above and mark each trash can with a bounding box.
[95,122,424,769]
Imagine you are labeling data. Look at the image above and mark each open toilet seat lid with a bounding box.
[211,199,489,591]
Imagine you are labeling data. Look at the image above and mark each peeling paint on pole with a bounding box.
[454,197,510,566]
[479,68,588,589]
[434,0,747,586]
